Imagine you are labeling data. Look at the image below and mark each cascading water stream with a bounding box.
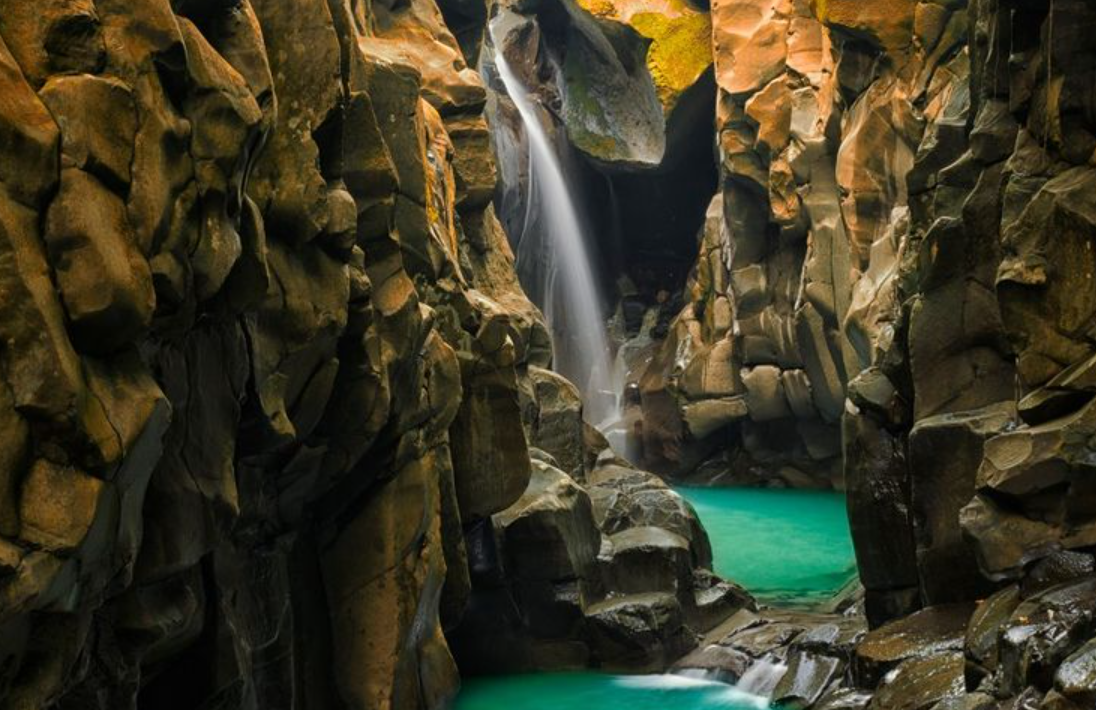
[492,35,618,426]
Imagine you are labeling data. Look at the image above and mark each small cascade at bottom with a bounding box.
[733,657,788,699]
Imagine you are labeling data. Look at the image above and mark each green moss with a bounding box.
[630,10,712,109]
[560,49,623,160]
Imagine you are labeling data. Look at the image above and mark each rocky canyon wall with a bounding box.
[5,0,1096,706]
[0,0,556,706]
[0,0,758,707]
[642,0,1096,643]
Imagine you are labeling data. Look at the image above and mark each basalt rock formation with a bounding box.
[0,0,551,707]
[0,0,747,707]
[4,0,1096,707]
[640,0,1096,706]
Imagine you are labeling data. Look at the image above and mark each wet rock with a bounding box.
[1053,639,1096,706]
[585,592,696,672]
[772,650,844,708]
[856,603,975,686]
[930,694,996,710]
[494,460,601,583]
[1023,552,1096,597]
[965,585,1021,678]
[599,526,692,596]
[816,688,875,710]
[995,577,1096,696]
[869,652,965,710]
[691,569,754,632]
[587,463,713,568]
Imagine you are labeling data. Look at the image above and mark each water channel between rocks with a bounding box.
[454,488,857,709]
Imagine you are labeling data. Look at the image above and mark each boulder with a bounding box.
[772,650,844,708]
[965,585,1021,677]
[494,460,601,583]
[599,526,692,596]
[856,604,975,686]
[584,592,696,671]
[1054,638,1096,707]
[868,652,965,710]
[522,367,585,481]
[994,576,1096,696]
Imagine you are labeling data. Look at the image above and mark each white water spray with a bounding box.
[735,656,788,699]
[492,37,617,426]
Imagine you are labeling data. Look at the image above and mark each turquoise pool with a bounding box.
[675,487,857,606]
[452,489,856,709]
[455,672,771,710]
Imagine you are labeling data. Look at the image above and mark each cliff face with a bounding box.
[653,0,1096,700]
[0,0,549,707]
[638,0,974,487]
[0,2,751,707]
[669,0,1096,626]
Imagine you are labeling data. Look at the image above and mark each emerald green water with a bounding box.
[675,487,857,605]
[455,673,771,710]
[453,489,855,709]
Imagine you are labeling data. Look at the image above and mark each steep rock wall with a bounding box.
[639,0,975,487]
[651,0,1096,642]
[0,0,548,707]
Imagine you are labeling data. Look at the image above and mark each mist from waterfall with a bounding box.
[492,40,617,426]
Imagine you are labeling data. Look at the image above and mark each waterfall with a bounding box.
[735,656,788,699]
[492,38,617,426]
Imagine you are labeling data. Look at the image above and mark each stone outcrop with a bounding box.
[448,431,753,675]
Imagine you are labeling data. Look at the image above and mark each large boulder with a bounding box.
[585,592,696,671]
[495,459,601,583]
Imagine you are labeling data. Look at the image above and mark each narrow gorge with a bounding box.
[0,0,1095,708]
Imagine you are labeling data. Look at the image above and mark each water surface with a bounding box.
[455,673,771,710]
[675,487,857,605]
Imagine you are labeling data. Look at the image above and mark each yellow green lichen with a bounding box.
[577,0,617,19]
[630,10,712,110]
[570,0,713,112]
[561,50,624,159]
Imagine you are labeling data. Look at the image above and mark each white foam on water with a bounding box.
[613,674,771,709]
[735,657,788,699]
